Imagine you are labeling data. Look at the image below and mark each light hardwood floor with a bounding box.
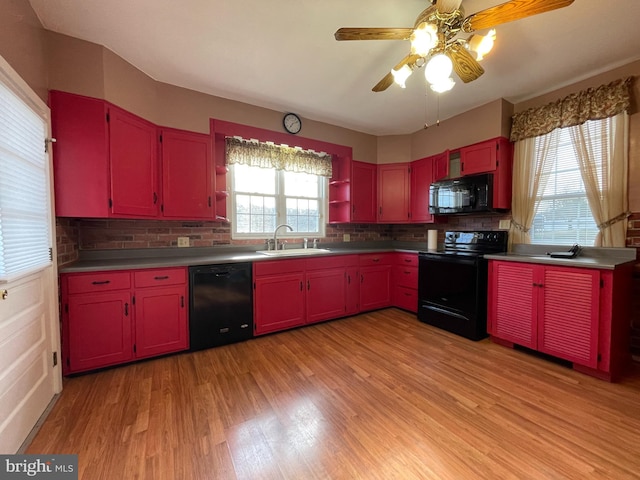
[27,309,640,479]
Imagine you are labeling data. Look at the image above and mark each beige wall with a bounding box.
[377,135,412,164]
[0,0,48,101]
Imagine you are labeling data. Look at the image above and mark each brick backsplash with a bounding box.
[56,218,80,267]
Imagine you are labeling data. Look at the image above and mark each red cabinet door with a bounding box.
[460,139,497,176]
[351,161,377,223]
[432,150,450,181]
[306,268,346,324]
[254,273,305,335]
[109,105,159,217]
[378,163,410,223]
[488,261,538,349]
[345,266,360,315]
[134,285,188,358]
[360,265,392,311]
[50,91,110,218]
[67,291,133,373]
[410,157,434,223]
[538,267,600,368]
[161,128,213,219]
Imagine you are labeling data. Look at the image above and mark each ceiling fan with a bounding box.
[334,0,575,93]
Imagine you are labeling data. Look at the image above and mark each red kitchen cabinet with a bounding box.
[134,285,188,358]
[61,267,189,374]
[328,155,352,224]
[253,260,306,335]
[392,253,418,313]
[360,254,392,311]
[344,255,360,315]
[67,291,133,373]
[306,268,346,324]
[50,91,110,217]
[351,161,377,223]
[488,259,633,380]
[109,105,159,217]
[432,150,450,181]
[410,157,433,223]
[460,139,498,175]
[378,163,410,223]
[161,128,213,219]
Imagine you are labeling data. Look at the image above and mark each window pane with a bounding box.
[284,171,319,198]
[531,126,599,246]
[234,164,276,194]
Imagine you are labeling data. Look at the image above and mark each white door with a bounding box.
[0,54,61,453]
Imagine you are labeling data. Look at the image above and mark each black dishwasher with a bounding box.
[188,263,253,351]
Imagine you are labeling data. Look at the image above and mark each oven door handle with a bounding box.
[422,303,470,322]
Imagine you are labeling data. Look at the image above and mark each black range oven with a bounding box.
[418,231,508,341]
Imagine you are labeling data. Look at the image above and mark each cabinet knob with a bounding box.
[1,289,7,300]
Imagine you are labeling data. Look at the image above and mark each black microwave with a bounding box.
[429,173,493,215]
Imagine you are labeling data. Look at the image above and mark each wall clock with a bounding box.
[283,113,302,134]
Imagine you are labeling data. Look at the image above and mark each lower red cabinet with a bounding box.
[392,253,418,313]
[61,267,188,374]
[359,254,393,312]
[488,259,633,381]
[254,271,306,335]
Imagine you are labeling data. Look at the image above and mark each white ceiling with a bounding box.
[29,0,640,136]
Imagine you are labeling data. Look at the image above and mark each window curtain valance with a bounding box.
[510,77,633,142]
[225,136,333,177]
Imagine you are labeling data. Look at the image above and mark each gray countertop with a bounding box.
[58,241,425,273]
[484,244,637,270]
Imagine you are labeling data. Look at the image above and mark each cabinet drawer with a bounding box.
[394,286,418,313]
[66,271,131,294]
[134,268,186,288]
[359,253,393,266]
[254,259,306,276]
[396,253,418,267]
[394,265,418,289]
[305,255,345,271]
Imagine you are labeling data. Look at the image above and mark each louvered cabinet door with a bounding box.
[538,267,600,368]
[488,261,538,349]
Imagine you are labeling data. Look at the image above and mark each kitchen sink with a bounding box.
[257,248,333,257]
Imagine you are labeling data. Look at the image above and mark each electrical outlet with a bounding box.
[177,236,190,247]
[498,219,510,230]
[343,233,351,242]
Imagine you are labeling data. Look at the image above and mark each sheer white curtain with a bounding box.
[508,132,556,249]
[569,112,629,247]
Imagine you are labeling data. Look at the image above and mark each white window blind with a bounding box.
[0,80,51,281]
[531,124,600,245]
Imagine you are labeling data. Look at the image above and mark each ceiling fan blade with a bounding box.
[463,0,574,32]
[372,54,422,92]
[447,43,484,83]
[436,0,463,14]
[334,28,414,41]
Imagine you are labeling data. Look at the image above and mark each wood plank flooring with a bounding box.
[27,309,640,479]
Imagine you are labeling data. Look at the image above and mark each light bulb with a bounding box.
[429,78,455,93]
[410,22,438,57]
[424,54,453,84]
[468,29,496,61]
[391,64,412,88]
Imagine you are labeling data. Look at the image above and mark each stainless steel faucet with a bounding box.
[273,224,293,250]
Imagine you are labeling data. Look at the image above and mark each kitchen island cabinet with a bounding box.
[61,267,188,374]
[488,259,632,381]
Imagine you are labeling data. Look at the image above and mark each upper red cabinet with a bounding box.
[160,128,213,219]
[328,154,352,224]
[378,163,410,223]
[109,106,159,217]
[409,157,434,223]
[50,91,111,218]
[51,91,160,218]
[351,161,377,223]
[432,150,450,181]
[460,137,511,176]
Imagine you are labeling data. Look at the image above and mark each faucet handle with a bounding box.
[312,238,319,249]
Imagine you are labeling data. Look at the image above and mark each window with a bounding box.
[0,76,52,281]
[231,163,326,238]
[531,121,603,245]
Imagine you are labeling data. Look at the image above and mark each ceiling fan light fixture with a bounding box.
[391,64,413,88]
[468,29,496,61]
[424,53,453,84]
[410,22,438,57]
